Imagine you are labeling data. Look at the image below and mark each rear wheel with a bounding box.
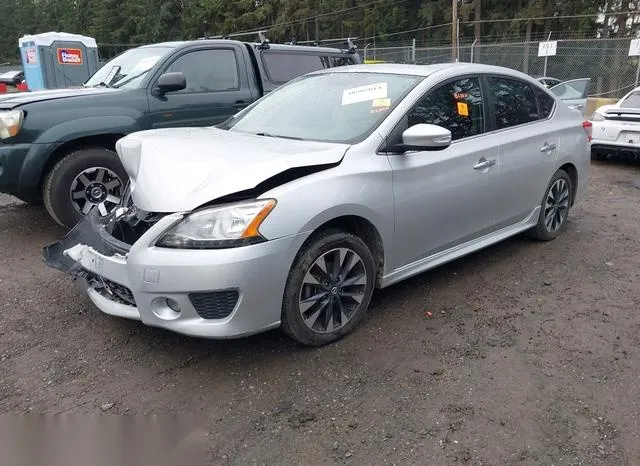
[281,230,376,346]
[43,147,128,229]
[528,169,572,241]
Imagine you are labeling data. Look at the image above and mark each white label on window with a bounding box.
[341,82,388,105]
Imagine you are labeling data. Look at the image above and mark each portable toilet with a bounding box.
[18,32,100,91]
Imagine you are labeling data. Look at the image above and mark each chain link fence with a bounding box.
[368,37,639,99]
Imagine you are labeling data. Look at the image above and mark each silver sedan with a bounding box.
[44,63,591,346]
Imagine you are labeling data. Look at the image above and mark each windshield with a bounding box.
[84,46,174,89]
[620,91,640,108]
[223,72,423,144]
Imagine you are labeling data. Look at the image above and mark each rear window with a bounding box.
[620,91,640,108]
[534,87,556,118]
[261,52,353,84]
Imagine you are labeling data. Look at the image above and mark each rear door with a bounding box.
[550,78,591,115]
[147,44,255,129]
[486,75,560,228]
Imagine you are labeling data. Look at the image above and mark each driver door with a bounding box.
[147,45,255,128]
[386,76,501,269]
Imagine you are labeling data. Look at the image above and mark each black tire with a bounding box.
[43,147,128,229]
[281,229,376,346]
[528,169,573,242]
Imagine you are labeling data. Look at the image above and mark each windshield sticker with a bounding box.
[342,82,388,105]
[371,98,391,113]
[454,91,468,99]
[456,101,470,117]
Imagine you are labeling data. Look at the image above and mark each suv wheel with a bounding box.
[43,148,128,228]
[281,230,376,346]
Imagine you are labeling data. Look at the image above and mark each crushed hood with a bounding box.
[0,86,120,108]
[115,127,350,212]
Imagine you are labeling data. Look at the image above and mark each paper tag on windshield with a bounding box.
[371,98,391,113]
[342,82,388,105]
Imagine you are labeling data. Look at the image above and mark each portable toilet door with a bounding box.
[18,32,100,90]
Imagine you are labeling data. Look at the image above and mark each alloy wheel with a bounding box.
[298,248,368,334]
[69,167,124,217]
[544,178,570,233]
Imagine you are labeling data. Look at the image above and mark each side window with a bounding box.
[534,87,555,119]
[488,76,540,129]
[262,52,326,84]
[164,49,239,93]
[407,77,485,141]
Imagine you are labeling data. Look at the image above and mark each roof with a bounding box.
[322,62,540,79]
[139,39,350,53]
[19,32,97,48]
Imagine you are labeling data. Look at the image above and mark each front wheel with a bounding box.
[43,147,128,229]
[281,230,376,346]
[528,169,573,241]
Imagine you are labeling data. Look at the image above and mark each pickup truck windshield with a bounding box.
[225,72,422,144]
[85,46,174,89]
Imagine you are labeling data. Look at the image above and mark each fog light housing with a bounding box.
[152,297,181,320]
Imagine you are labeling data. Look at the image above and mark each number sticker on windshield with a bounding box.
[342,82,388,105]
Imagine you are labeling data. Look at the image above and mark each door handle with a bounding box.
[540,142,557,152]
[473,158,496,170]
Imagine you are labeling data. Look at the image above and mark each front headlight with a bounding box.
[156,199,277,249]
[0,109,24,139]
[590,111,605,122]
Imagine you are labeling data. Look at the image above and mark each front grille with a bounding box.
[85,272,137,306]
[189,291,239,320]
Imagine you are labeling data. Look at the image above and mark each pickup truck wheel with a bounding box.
[281,230,375,346]
[43,148,128,229]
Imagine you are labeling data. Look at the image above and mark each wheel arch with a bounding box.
[39,133,126,191]
[299,215,386,287]
[558,162,578,206]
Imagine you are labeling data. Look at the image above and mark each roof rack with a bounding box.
[197,30,270,49]
[286,36,359,54]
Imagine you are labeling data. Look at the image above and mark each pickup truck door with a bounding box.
[146,44,256,129]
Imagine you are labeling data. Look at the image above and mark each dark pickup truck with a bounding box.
[0,38,360,228]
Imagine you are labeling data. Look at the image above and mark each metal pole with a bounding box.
[364,43,371,61]
[451,0,459,62]
[412,38,416,63]
[470,38,478,63]
[543,31,552,77]
[636,58,640,88]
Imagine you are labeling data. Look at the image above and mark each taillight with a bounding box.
[582,120,593,142]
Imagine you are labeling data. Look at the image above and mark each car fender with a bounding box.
[34,115,141,145]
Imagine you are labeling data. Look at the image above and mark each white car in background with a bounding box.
[591,86,640,160]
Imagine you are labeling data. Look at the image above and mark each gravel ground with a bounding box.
[1,160,640,465]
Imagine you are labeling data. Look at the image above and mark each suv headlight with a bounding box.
[0,109,24,139]
[156,199,277,249]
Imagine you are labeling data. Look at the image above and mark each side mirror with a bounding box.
[389,124,452,153]
[154,72,186,95]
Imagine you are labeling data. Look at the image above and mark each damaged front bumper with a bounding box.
[43,209,307,339]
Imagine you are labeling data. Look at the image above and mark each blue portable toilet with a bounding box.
[18,32,100,91]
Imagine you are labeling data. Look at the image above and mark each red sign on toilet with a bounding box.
[57,48,83,65]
